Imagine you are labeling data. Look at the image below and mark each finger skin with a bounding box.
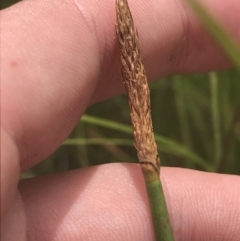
[1,0,240,170]
[1,0,240,240]
[18,164,240,241]
[1,190,26,241]
[0,129,20,218]
[1,0,100,170]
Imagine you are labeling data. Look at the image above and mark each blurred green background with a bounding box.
[2,0,240,178]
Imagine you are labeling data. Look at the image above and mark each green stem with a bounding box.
[143,170,175,241]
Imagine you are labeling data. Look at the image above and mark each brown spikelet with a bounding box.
[116,0,160,175]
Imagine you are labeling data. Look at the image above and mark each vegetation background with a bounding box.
[2,0,240,178]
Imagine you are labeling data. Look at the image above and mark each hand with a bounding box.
[1,0,240,240]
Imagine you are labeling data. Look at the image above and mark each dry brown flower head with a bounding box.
[116,0,160,176]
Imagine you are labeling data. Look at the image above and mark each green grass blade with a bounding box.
[81,114,132,133]
[81,115,214,171]
[186,0,240,69]
[63,137,213,171]
[63,138,133,146]
[209,72,222,168]
[173,76,193,157]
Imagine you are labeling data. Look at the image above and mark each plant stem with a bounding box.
[116,0,175,240]
[144,173,175,241]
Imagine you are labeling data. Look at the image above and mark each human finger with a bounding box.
[1,0,240,171]
[18,164,240,241]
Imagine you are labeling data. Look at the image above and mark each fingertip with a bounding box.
[19,164,240,240]
[160,167,240,240]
